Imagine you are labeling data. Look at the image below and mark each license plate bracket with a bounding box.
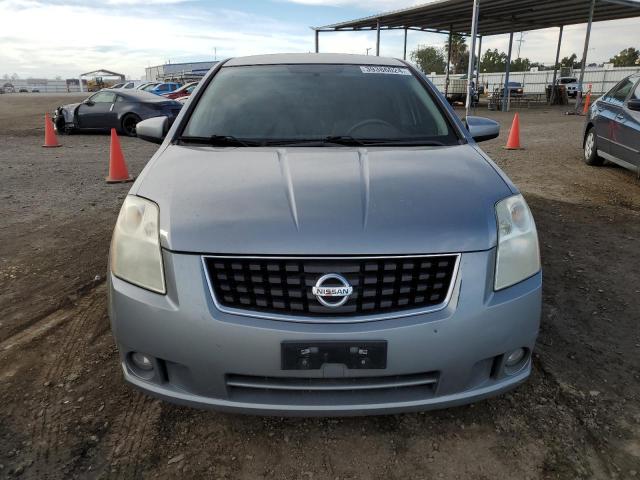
[281,341,387,370]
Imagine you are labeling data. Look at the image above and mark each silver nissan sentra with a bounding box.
[108,53,541,416]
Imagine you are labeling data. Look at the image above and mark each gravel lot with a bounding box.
[1,94,639,479]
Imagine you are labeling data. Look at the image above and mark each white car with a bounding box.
[556,77,579,98]
[111,81,142,90]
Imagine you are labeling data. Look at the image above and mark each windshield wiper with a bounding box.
[322,135,366,146]
[261,135,366,147]
[262,137,449,147]
[359,138,448,146]
[177,135,258,147]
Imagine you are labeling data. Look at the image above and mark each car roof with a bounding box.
[103,88,175,103]
[225,53,405,67]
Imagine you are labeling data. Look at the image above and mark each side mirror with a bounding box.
[628,99,640,112]
[136,116,169,144]
[465,116,500,143]
[84,100,94,106]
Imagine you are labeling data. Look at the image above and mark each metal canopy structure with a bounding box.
[317,0,640,36]
[79,69,125,93]
[314,0,640,116]
[79,69,125,79]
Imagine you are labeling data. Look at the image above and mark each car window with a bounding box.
[606,78,634,104]
[124,83,134,89]
[630,80,640,101]
[183,64,457,145]
[89,91,116,103]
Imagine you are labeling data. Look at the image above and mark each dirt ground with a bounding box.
[0,94,639,480]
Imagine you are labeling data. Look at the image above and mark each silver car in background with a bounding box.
[108,53,541,416]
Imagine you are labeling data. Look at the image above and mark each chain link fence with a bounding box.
[426,66,640,96]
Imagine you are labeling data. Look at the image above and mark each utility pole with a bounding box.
[516,32,526,58]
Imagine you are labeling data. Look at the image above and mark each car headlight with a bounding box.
[494,194,540,290]
[110,195,166,294]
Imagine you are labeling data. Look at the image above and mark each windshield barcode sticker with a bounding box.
[360,66,411,75]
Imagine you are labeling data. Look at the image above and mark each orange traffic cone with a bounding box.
[503,112,523,150]
[42,114,61,148]
[582,90,592,115]
[106,129,134,183]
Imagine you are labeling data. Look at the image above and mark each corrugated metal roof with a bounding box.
[318,0,640,36]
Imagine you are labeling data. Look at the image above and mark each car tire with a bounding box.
[54,116,71,135]
[121,113,141,137]
[584,127,603,166]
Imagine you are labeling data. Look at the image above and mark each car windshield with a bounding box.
[182,64,458,146]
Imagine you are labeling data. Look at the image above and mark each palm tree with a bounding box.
[445,34,469,74]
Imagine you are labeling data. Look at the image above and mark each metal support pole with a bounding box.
[403,27,408,60]
[376,19,381,56]
[315,29,319,53]
[465,0,480,116]
[476,35,483,104]
[550,25,563,104]
[444,26,453,99]
[502,31,514,112]
[576,0,595,112]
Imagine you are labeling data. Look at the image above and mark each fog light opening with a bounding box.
[504,348,529,375]
[128,352,155,379]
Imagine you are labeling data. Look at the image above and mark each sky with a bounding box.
[0,0,638,79]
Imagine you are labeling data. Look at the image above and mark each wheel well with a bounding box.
[121,112,140,121]
[583,122,594,146]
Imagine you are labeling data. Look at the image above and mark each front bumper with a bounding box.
[108,249,541,416]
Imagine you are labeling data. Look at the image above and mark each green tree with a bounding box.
[480,49,507,72]
[445,34,469,74]
[560,53,581,69]
[410,45,446,74]
[609,47,640,67]
[510,57,532,72]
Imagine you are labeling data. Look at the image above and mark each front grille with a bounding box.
[203,255,458,318]
[226,372,439,406]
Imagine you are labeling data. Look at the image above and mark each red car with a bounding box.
[162,82,199,100]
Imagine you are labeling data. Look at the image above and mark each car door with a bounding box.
[613,78,640,168]
[605,78,637,165]
[77,91,118,129]
[595,79,632,157]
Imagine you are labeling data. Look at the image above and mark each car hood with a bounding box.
[135,144,513,255]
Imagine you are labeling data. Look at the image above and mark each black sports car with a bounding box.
[53,89,182,136]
